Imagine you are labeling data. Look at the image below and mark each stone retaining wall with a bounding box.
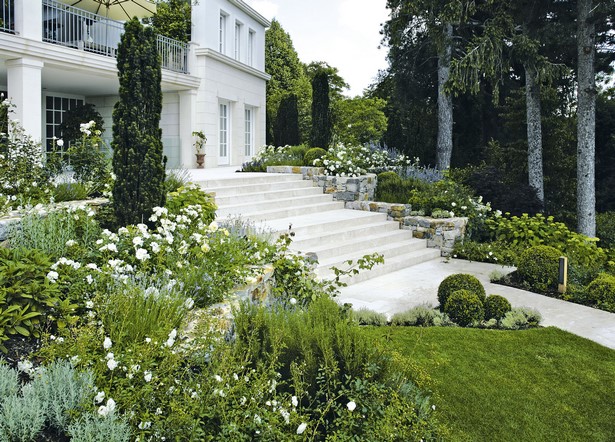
[266,166,324,180]
[401,216,468,256]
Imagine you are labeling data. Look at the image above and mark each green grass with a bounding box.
[362,326,615,442]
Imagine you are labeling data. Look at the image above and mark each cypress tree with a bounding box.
[310,71,331,148]
[112,18,166,227]
[274,94,300,146]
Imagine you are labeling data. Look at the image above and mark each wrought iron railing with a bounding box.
[39,0,189,73]
[0,0,14,33]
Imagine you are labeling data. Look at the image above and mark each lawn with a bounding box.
[362,326,615,442]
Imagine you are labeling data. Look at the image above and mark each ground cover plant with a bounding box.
[361,326,615,442]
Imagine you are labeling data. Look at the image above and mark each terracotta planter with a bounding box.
[195,153,205,169]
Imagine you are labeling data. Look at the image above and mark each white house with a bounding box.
[0,0,270,168]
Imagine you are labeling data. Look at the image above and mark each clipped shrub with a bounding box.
[437,273,486,309]
[351,308,388,326]
[443,290,485,327]
[517,245,561,292]
[500,307,542,330]
[304,147,327,166]
[390,305,452,327]
[585,274,615,312]
[484,295,512,321]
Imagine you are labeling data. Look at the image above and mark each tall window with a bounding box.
[248,30,255,66]
[219,13,227,53]
[234,22,242,61]
[219,103,228,158]
[244,107,253,157]
[45,95,84,154]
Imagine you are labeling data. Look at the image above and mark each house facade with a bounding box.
[0,0,270,168]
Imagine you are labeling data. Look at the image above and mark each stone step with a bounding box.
[205,179,314,197]
[217,193,338,215]
[195,173,303,189]
[316,237,429,276]
[265,210,389,237]
[214,186,323,206]
[298,230,421,261]
[336,248,442,285]
[218,201,345,222]
[290,220,399,250]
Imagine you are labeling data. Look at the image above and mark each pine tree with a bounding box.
[310,71,331,148]
[112,18,166,227]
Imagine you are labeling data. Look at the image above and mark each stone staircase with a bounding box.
[196,172,440,285]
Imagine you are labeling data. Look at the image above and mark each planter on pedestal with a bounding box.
[195,153,206,169]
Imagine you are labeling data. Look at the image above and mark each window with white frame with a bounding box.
[234,21,242,61]
[219,12,227,53]
[219,102,229,158]
[248,29,255,66]
[244,107,254,157]
[45,95,84,154]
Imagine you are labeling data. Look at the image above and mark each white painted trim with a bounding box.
[195,47,271,81]
[228,0,271,27]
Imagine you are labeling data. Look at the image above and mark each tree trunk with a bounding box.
[525,64,545,205]
[436,23,453,170]
[576,0,596,237]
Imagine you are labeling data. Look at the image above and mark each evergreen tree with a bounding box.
[148,0,191,43]
[310,71,331,148]
[274,94,300,146]
[112,18,166,227]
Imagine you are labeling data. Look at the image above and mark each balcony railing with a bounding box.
[35,0,189,73]
[0,0,15,33]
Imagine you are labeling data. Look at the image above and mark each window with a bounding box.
[244,107,253,157]
[219,103,228,159]
[44,95,84,155]
[234,22,242,61]
[219,13,227,53]
[248,30,255,66]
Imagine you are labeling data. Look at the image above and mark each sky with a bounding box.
[244,0,391,97]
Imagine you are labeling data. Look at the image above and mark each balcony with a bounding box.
[1,0,189,74]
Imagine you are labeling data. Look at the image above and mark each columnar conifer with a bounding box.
[112,18,166,227]
[311,71,331,148]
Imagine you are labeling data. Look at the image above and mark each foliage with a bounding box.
[52,182,90,202]
[303,147,327,166]
[483,295,512,321]
[165,184,217,225]
[0,248,64,351]
[265,19,311,145]
[241,144,309,171]
[0,103,53,214]
[58,103,105,145]
[452,239,518,265]
[443,289,485,327]
[516,245,562,293]
[390,305,453,327]
[311,71,332,148]
[0,360,95,441]
[500,307,542,330]
[437,273,486,309]
[8,205,101,260]
[584,274,615,313]
[274,93,301,146]
[68,413,131,442]
[350,307,388,326]
[315,144,415,177]
[147,0,191,42]
[66,121,111,195]
[333,96,388,146]
[112,18,166,227]
[487,213,607,270]
[164,168,191,193]
[596,211,615,248]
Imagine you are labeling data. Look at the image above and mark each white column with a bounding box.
[178,89,197,168]
[14,0,43,41]
[6,58,44,142]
